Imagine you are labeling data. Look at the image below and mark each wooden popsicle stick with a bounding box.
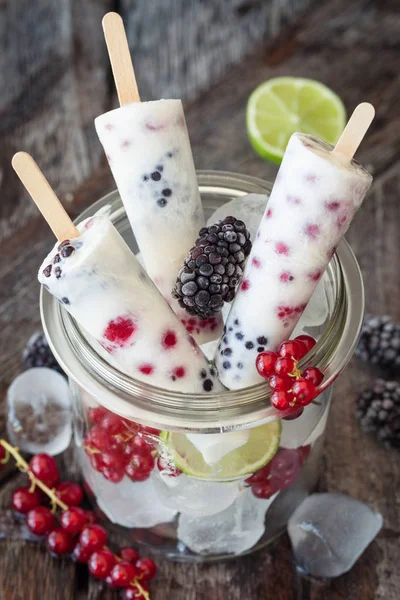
[333,102,375,159]
[12,152,79,242]
[102,12,140,106]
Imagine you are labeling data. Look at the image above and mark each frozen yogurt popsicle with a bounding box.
[38,210,223,394]
[95,13,223,344]
[215,131,373,389]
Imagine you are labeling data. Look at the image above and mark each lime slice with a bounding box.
[161,421,281,480]
[246,76,346,164]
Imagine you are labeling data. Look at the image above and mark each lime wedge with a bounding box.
[246,76,346,164]
[161,421,281,480]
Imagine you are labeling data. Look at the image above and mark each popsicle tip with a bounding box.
[333,101,375,160]
[102,11,123,30]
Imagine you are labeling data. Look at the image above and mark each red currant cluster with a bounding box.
[256,335,323,413]
[83,406,162,483]
[0,441,156,599]
[246,445,311,499]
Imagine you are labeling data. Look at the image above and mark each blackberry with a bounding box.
[357,379,400,449]
[356,315,400,369]
[22,332,64,375]
[173,217,252,318]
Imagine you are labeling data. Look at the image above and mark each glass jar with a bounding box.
[40,171,364,562]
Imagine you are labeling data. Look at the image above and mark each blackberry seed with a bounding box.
[195,290,210,307]
[180,269,196,284]
[197,276,210,289]
[181,281,197,296]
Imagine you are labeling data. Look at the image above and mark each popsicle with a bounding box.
[12,152,223,395]
[215,104,374,389]
[95,12,223,343]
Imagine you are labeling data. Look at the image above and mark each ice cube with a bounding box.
[186,431,251,465]
[152,472,239,517]
[207,193,268,241]
[6,368,72,456]
[288,493,383,578]
[280,390,331,449]
[177,486,277,555]
[80,452,177,528]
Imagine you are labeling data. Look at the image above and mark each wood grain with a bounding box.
[0,0,400,598]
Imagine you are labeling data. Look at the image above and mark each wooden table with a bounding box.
[1,0,399,598]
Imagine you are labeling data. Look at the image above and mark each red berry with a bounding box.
[141,426,161,436]
[244,463,271,485]
[274,356,296,376]
[101,412,125,435]
[88,406,108,425]
[60,507,87,534]
[12,487,42,514]
[282,407,304,421]
[105,574,118,588]
[303,367,324,387]
[125,451,155,482]
[79,524,108,552]
[271,390,293,410]
[157,457,181,477]
[46,528,73,556]
[29,454,60,488]
[292,378,316,406]
[90,453,104,472]
[119,547,139,563]
[101,466,125,483]
[298,444,312,463]
[251,479,279,499]
[55,481,84,506]
[87,426,112,451]
[278,340,304,360]
[267,447,303,491]
[88,549,116,579]
[104,316,136,345]
[84,510,98,525]
[123,583,149,599]
[295,334,316,353]
[102,449,128,469]
[110,560,137,587]
[135,557,157,581]
[268,374,293,391]
[256,351,277,379]
[26,506,56,536]
[72,543,92,563]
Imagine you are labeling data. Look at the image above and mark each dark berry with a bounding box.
[54,266,62,278]
[357,379,400,448]
[356,315,400,369]
[162,188,172,196]
[157,198,168,207]
[43,265,52,277]
[203,379,213,392]
[151,171,161,181]
[60,245,75,258]
[22,332,63,373]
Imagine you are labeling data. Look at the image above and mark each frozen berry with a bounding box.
[103,316,136,346]
[79,524,108,552]
[46,528,73,556]
[88,549,116,579]
[256,351,277,378]
[29,454,60,488]
[55,481,84,506]
[12,488,42,514]
[22,332,63,373]
[26,506,56,536]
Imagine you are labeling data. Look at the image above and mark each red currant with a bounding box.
[88,406,108,425]
[87,426,112,452]
[295,334,316,353]
[278,340,304,360]
[105,574,118,589]
[123,583,149,599]
[244,463,271,485]
[29,454,60,488]
[303,367,324,387]
[274,356,295,376]
[125,451,155,482]
[84,511,97,525]
[55,481,84,506]
[271,390,293,410]
[135,557,157,581]
[101,466,125,483]
[101,412,125,435]
[12,487,42,514]
[256,351,277,379]
[110,560,137,587]
[141,426,161,436]
[268,374,292,392]
[90,453,104,472]
[46,528,73,556]
[267,447,303,492]
[60,507,87,534]
[282,407,304,420]
[79,524,108,552]
[88,549,116,579]
[251,479,279,499]
[102,449,128,469]
[157,457,181,477]
[292,378,316,406]
[72,543,92,563]
[26,506,56,536]
[119,547,139,563]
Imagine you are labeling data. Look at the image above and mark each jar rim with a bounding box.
[40,170,364,432]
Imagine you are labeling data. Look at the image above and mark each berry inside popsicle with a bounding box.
[215,130,373,389]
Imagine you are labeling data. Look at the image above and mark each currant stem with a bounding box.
[0,439,68,511]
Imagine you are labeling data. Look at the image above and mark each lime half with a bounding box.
[246,76,346,164]
[161,421,281,480]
